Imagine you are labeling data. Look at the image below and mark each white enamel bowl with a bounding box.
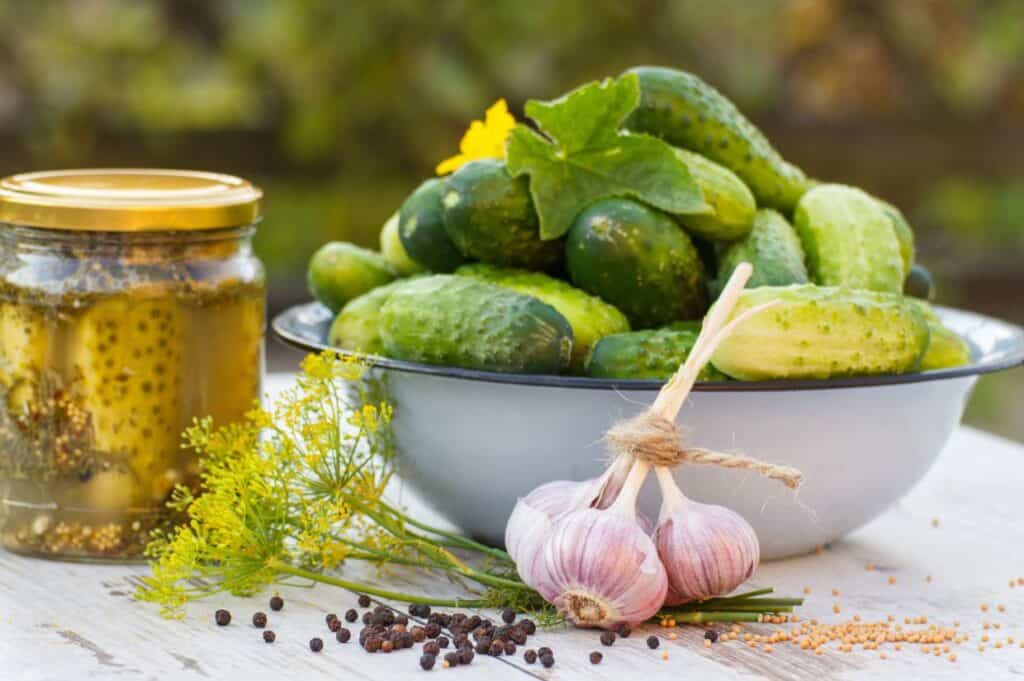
[274,303,1024,559]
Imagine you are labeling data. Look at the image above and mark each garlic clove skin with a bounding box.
[505,479,587,582]
[530,507,668,628]
[653,468,759,605]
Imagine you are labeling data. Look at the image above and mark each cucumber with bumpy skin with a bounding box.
[398,178,467,273]
[328,278,412,355]
[877,199,915,275]
[919,321,971,371]
[586,326,727,381]
[794,184,904,294]
[380,212,426,276]
[442,159,562,271]
[716,209,808,292]
[307,242,395,313]
[624,66,812,212]
[380,275,574,374]
[456,264,629,371]
[566,198,707,328]
[710,284,930,380]
[673,149,756,241]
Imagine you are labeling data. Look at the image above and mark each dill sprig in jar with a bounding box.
[0,169,265,560]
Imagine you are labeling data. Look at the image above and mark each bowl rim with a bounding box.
[272,301,1024,392]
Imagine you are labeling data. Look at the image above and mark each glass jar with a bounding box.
[0,169,265,560]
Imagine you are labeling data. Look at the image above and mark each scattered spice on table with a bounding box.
[309,638,323,652]
[252,612,267,628]
[263,630,275,643]
[215,609,231,626]
[336,628,351,643]
[600,630,616,646]
[269,596,284,611]
[647,635,660,649]
[590,651,603,664]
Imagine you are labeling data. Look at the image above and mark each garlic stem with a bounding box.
[654,466,688,523]
[607,459,650,519]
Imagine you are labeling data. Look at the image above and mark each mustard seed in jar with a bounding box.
[0,169,265,560]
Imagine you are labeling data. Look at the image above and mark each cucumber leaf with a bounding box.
[506,73,706,240]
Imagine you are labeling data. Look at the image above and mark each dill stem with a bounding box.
[658,611,766,623]
[268,560,486,608]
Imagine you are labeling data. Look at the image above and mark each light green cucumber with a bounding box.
[456,264,628,371]
[794,184,904,294]
[716,209,808,291]
[710,284,930,380]
[380,212,426,276]
[673,148,756,241]
[307,241,395,313]
[380,275,574,374]
[919,321,972,371]
[877,199,915,275]
[327,278,413,355]
[624,66,812,212]
[585,326,727,381]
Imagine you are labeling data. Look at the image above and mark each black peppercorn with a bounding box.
[411,626,426,643]
[344,608,358,623]
[336,628,351,643]
[520,619,537,635]
[269,595,284,611]
[424,622,441,638]
[328,618,341,632]
[510,628,527,645]
[489,641,503,656]
[501,608,516,624]
[524,648,538,664]
[401,633,414,649]
[443,652,459,667]
[617,623,632,638]
[457,648,474,665]
[381,640,394,653]
[263,630,276,643]
[365,637,382,653]
[466,615,481,629]
[453,633,468,648]
[540,653,555,668]
[357,594,371,608]
[423,641,440,656]
[362,611,372,625]
[252,612,267,628]
[590,651,603,664]
[600,630,616,646]
[704,629,719,643]
[215,609,231,626]
[395,614,409,626]
[538,646,552,657]
[646,635,660,649]
[420,653,436,670]
[475,639,490,654]
[504,641,516,656]
[309,637,323,653]
[326,613,337,624]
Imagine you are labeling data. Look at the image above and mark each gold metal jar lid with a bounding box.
[0,168,263,231]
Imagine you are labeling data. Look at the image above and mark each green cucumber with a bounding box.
[920,321,972,371]
[380,212,426,276]
[624,66,811,212]
[710,284,930,380]
[456,264,629,371]
[380,275,573,374]
[398,178,468,272]
[877,199,915,275]
[441,159,562,271]
[586,326,727,381]
[716,209,808,291]
[673,148,756,241]
[327,278,413,355]
[794,184,904,294]
[566,198,708,328]
[307,241,395,313]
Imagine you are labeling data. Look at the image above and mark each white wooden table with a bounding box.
[3,374,1024,680]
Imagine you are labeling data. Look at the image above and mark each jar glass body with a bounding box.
[0,224,265,560]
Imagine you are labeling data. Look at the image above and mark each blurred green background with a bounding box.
[0,0,1020,438]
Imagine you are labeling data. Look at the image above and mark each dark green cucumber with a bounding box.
[624,66,811,212]
[456,263,629,371]
[398,178,467,272]
[566,198,708,329]
[380,275,573,374]
[441,159,562,271]
[716,209,808,291]
[586,326,727,381]
[307,241,395,313]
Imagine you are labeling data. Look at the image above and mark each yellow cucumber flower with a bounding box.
[436,99,515,175]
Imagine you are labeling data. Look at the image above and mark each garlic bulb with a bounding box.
[528,460,668,628]
[505,455,635,584]
[652,466,759,605]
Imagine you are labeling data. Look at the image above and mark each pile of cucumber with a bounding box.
[307,66,971,380]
